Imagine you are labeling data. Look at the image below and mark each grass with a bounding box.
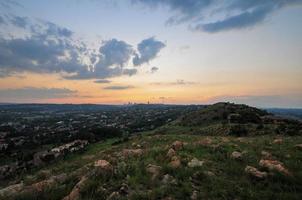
[1,131,302,200]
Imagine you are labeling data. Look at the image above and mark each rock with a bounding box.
[166,148,176,159]
[195,138,212,146]
[273,138,283,144]
[169,156,181,169]
[295,144,302,150]
[162,174,177,185]
[171,141,184,151]
[0,182,24,197]
[29,173,68,193]
[204,171,215,177]
[0,164,16,180]
[119,183,128,195]
[230,151,243,160]
[261,151,272,159]
[107,191,120,200]
[94,160,112,171]
[146,164,162,180]
[51,140,89,157]
[245,166,267,179]
[188,158,204,168]
[122,149,143,158]
[33,151,55,166]
[191,190,198,200]
[63,176,88,200]
[259,159,290,176]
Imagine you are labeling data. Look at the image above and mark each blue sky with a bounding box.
[0,0,302,107]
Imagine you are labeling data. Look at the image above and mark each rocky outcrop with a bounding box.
[51,140,88,157]
[259,159,290,176]
[245,166,267,179]
[63,176,88,200]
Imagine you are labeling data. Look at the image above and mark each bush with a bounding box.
[228,124,247,136]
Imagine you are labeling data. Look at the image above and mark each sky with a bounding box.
[0,0,301,108]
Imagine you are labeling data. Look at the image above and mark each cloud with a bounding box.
[133,37,166,66]
[151,66,158,73]
[103,85,135,90]
[133,0,302,33]
[0,87,77,99]
[0,14,165,80]
[94,79,111,84]
[151,79,197,86]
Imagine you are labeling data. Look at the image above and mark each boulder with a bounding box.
[194,138,212,146]
[119,183,129,195]
[94,160,112,171]
[188,158,204,168]
[273,138,283,144]
[261,151,272,159]
[146,164,162,180]
[230,151,243,160]
[259,159,290,176]
[245,166,267,179]
[166,148,176,159]
[169,156,181,169]
[162,174,177,185]
[107,191,120,200]
[171,141,184,151]
[33,151,55,166]
[122,149,143,158]
[295,144,302,150]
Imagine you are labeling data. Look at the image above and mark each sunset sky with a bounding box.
[0,0,301,107]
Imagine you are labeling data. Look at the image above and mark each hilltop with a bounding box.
[0,103,301,200]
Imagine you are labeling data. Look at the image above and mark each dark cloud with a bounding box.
[94,79,111,84]
[133,0,302,33]
[0,87,77,99]
[152,79,197,86]
[0,15,165,80]
[133,37,166,66]
[103,85,135,90]
[10,16,29,28]
[151,66,158,73]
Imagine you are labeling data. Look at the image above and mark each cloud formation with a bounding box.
[0,14,166,80]
[133,37,166,66]
[0,87,77,99]
[150,66,159,73]
[94,79,111,84]
[151,79,197,86]
[133,0,302,33]
[103,85,135,90]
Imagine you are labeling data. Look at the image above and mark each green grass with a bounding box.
[1,132,302,200]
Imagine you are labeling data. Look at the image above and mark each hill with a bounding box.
[0,102,301,200]
[173,102,302,136]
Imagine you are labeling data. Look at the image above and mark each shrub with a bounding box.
[228,124,248,136]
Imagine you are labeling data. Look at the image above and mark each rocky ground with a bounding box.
[0,131,301,200]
